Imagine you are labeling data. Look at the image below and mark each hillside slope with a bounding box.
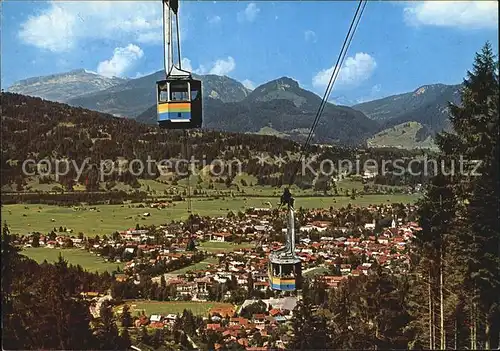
[1,92,314,190]
[367,121,437,150]
[353,83,461,133]
[6,69,126,103]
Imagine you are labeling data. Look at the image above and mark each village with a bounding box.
[17,202,421,350]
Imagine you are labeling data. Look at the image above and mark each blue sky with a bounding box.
[2,1,498,104]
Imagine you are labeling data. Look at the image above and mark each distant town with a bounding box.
[11,202,421,350]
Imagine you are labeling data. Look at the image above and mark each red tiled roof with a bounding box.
[150,322,164,329]
[213,232,233,237]
[269,309,281,316]
[207,323,221,330]
[230,317,249,325]
[254,281,269,286]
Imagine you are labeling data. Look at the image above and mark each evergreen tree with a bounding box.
[120,304,133,328]
[152,329,164,349]
[95,300,123,350]
[121,328,132,349]
[290,297,332,350]
[140,326,150,345]
[186,237,196,251]
[415,42,500,349]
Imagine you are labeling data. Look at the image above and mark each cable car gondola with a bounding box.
[156,72,202,129]
[157,0,202,130]
[268,189,303,291]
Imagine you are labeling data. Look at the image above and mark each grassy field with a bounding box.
[21,247,124,273]
[2,194,418,236]
[115,300,235,317]
[198,241,254,253]
[303,266,330,278]
[169,256,219,274]
[367,121,438,150]
[7,173,408,199]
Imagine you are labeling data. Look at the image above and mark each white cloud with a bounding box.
[237,3,260,23]
[194,64,208,75]
[208,15,221,24]
[208,57,236,76]
[371,84,382,95]
[19,5,76,52]
[97,44,144,78]
[304,30,317,43]
[136,32,162,45]
[312,52,377,90]
[353,84,384,104]
[242,79,255,90]
[182,56,236,76]
[404,1,498,29]
[181,58,193,72]
[18,1,164,52]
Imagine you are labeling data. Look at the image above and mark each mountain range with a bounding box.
[6,69,462,148]
[137,77,379,145]
[6,69,127,103]
[66,71,252,117]
[353,83,462,133]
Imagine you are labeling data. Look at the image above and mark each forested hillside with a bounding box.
[2,93,360,192]
[2,92,433,201]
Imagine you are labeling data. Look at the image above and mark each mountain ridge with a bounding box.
[6,69,127,103]
[352,83,461,133]
[7,68,462,149]
[137,76,380,146]
[65,71,252,117]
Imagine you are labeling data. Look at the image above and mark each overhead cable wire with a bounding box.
[287,0,368,187]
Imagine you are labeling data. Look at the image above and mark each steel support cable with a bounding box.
[302,0,366,152]
[258,1,367,249]
[287,0,367,187]
[176,13,182,69]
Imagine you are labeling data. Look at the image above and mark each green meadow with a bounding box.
[21,247,124,273]
[2,194,418,236]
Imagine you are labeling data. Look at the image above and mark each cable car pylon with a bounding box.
[266,0,367,293]
[268,188,303,291]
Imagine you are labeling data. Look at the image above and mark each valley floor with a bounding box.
[2,194,419,236]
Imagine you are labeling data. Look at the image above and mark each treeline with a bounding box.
[289,268,411,350]
[1,190,148,205]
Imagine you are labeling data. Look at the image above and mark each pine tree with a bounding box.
[120,304,133,328]
[290,296,332,350]
[416,41,500,349]
[152,329,164,348]
[140,326,150,345]
[95,300,123,349]
[121,328,132,349]
[186,237,196,251]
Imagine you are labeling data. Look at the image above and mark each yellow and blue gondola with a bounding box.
[156,78,202,129]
